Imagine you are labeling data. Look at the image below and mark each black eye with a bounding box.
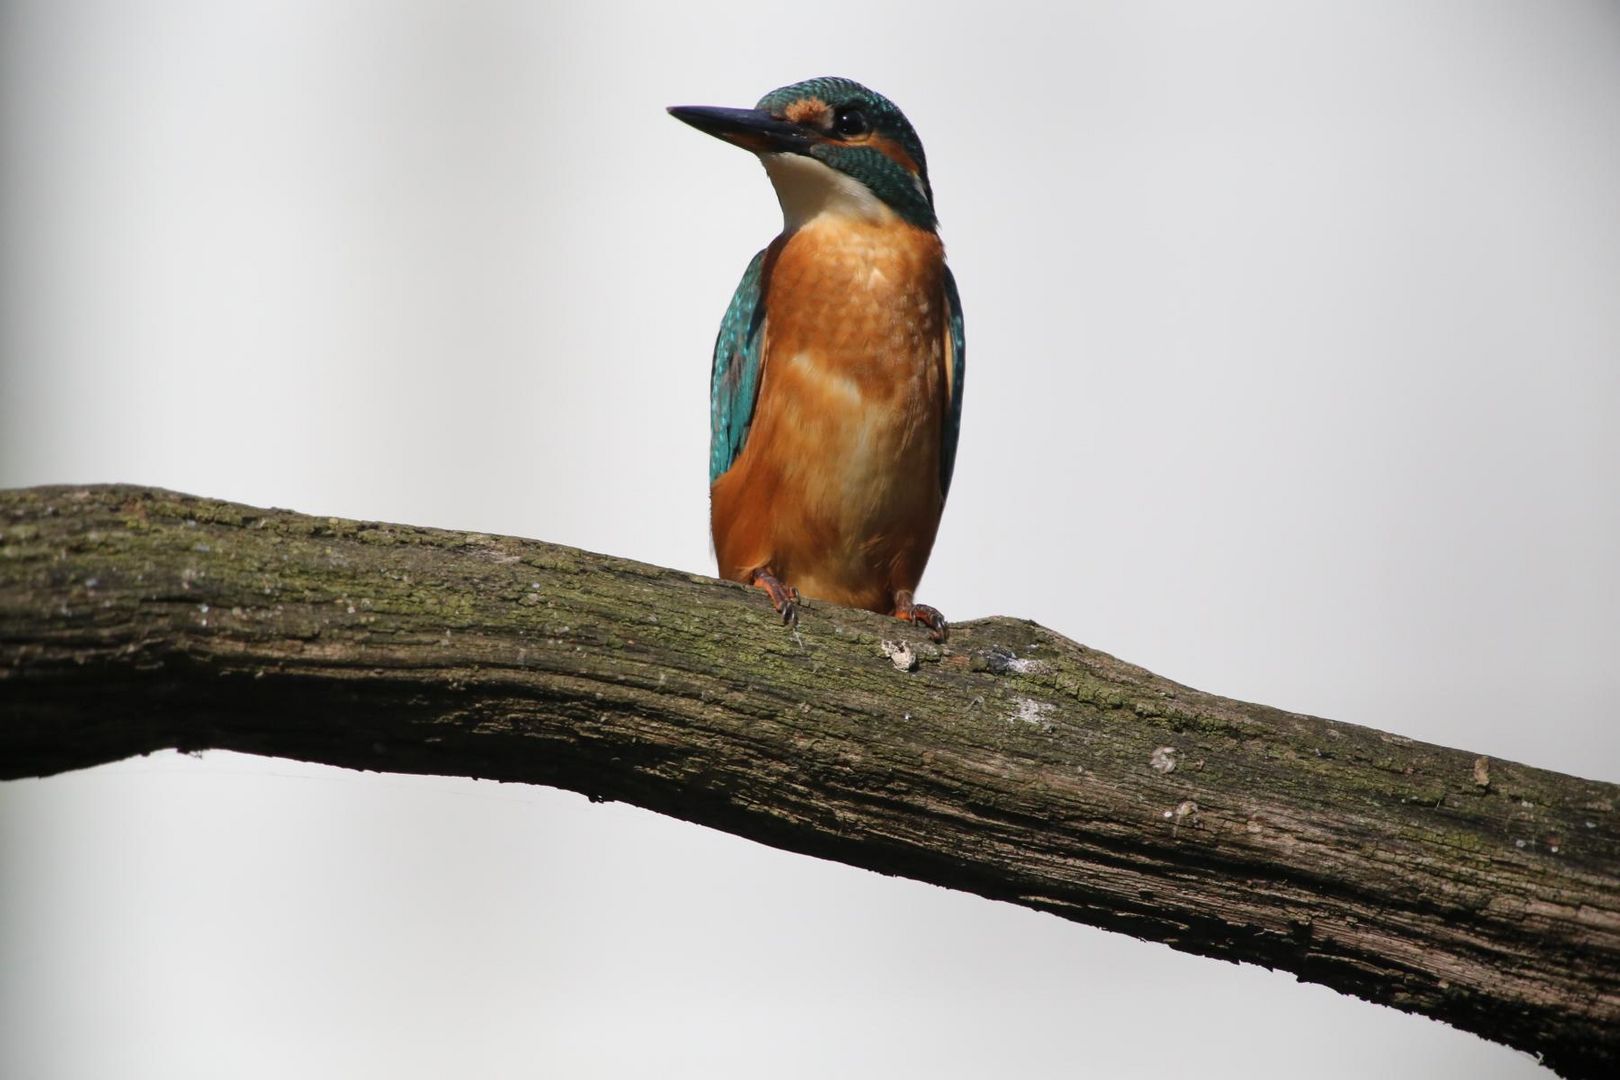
[833,107,869,138]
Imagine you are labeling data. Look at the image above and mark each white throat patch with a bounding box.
[759,152,894,231]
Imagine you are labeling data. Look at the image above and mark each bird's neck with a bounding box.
[761,152,903,232]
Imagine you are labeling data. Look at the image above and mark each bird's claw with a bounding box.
[893,592,948,642]
[750,568,799,628]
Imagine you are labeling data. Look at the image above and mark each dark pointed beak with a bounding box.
[667,105,817,155]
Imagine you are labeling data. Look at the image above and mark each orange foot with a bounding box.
[749,567,800,627]
[893,590,948,643]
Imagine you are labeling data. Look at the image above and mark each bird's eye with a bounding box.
[833,107,869,138]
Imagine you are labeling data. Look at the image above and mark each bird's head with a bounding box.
[669,76,936,232]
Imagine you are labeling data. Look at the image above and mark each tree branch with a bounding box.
[2,485,1615,1076]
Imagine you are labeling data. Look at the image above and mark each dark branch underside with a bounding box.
[2,485,1616,1077]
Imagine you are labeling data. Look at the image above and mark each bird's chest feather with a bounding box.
[710,216,949,604]
[757,219,947,514]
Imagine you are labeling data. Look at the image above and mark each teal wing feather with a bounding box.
[940,265,967,499]
[710,248,769,484]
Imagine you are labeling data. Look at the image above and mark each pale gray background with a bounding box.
[3,2,1617,1077]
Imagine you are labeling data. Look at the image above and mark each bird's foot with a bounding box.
[749,567,799,627]
[892,590,948,643]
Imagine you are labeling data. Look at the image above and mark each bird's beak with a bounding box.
[667,105,817,155]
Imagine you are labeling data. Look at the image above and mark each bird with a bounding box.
[668,76,965,642]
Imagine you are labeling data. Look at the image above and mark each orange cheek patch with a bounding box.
[783,98,831,127]
[868,135,920,174]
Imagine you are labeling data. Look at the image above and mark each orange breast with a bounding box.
[711,216,949,614]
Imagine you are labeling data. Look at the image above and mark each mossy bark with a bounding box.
[2,484,1616,1077]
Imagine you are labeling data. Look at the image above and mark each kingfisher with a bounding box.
[669,76,965,642]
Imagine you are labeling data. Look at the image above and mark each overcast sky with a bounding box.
[3,2,1617,1077]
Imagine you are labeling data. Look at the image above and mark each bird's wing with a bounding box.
[939,265,967,499]
[709,247,770,484]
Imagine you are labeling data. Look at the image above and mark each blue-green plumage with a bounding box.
[709,247,769,484]
[940,265,967,498]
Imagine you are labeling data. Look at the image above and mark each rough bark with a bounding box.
[1,484,1615,1075]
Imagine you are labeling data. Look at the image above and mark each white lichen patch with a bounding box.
[1170,800,1200,835]
[1150,746,1178,773]
[880,639,918,672]
[979,647,1045,676]
[1008,696,1053,729]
